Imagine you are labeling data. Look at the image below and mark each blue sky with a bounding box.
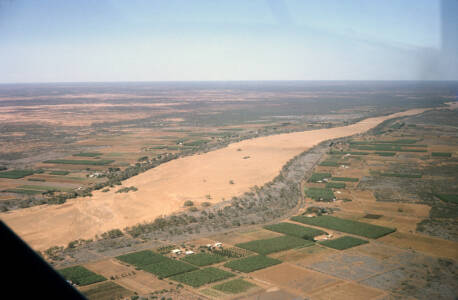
[0,0,456,83]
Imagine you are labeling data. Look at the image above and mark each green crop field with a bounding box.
[18,185,72,192]
[73,152,102,157]
[326,182,346,189]
[375,152,396,156]
[319,161,339,167]
[236,235,314,255]
[308,173,331,182]
[349,151,370,155]
[431,152,452,157]
[305,187,335,201]
[212,278,256,294]
[50,170,70,175]
[142,259,197,278]
[59,266,106,286]
[116,250,168,268]
[82,281,133,300]
[224,255,281,273]
[2,188,43,194]
[0,170,34,179]
[291,215,396,239]
[170,267,234,288]
[435,194,458,204]
[181,253,226,266]
[27,178,46,182]
[331,177,358,182]
[183,140,209,147]
[319,236,369,250]
[378,172,422,178]
[43,159,114,165]
[264,222,327,240]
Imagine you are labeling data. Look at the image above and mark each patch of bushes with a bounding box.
[116,186,138,193]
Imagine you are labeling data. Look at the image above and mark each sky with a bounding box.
[0,0,457,83]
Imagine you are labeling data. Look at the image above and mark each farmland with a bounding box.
[291,216,396,239]
[181,253,226,266]
[212,278,256,294]
[319,236,369,250]
[170,267,234,287]
[264,222,327,240]
[224,255,282,273]
[0,82,457,299]
[116,250,197,278]
[142,259,197,278]
[304,187,335,201]
[236,235,314,255]
[81,282,133,300]
[58,265,106,286]
[0,170,34,179]
[43,159,115,166]
[326,182,346,189]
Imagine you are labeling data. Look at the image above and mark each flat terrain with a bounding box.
[2,108,427,250]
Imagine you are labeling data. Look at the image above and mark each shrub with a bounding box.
[184,200,194,207]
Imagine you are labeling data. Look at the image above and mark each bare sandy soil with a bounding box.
[0,108,429,250]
